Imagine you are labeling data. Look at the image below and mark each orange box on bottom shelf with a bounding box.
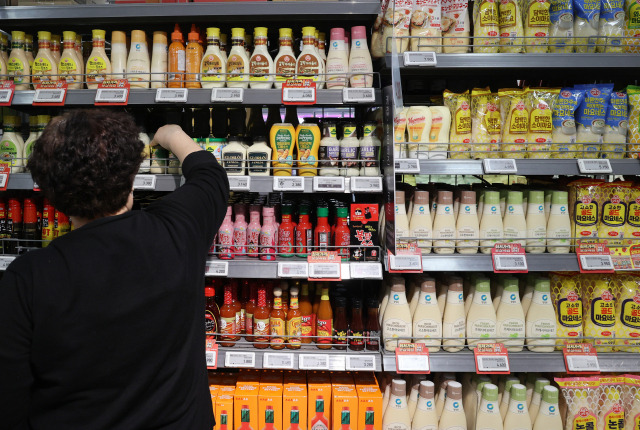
[215,394,234,430]
[355,383,382,430]
[332,381,358,430]
[284,382,308,430]
[259,383,283,430]
[234,383,259,430]
[308,373,332,430]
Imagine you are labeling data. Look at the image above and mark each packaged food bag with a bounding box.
[597,376,625,430]
[582,274,617,352]
[551,88,584,158]
[550,272,584,349]
[549,0,575,52]
[614,274,640,352]
[382,0,414,53]
[473,0,500,52]
[602,90,628,159]
[444,89,472,158]
[575,83,614,158]
[523,0,551,52]
[442,0,471,52]
[556,376,601,430]
[471,87,500,158]
[622,374,640,430]
[499,0,525,52]
[625,184,640,245]
[411,0,443,52]
[597,181,633,248]
[573,0,601,52]
[623,0,640,52]
[371,0,391,57]
[597,0,625,52]
[526,87,559,159]
[499,88,529,158]
[627,85,640,158]
[567,178,605,246]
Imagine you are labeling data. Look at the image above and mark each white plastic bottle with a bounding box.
[496,277,526,352]
[476,383,503,430]
[503,384,532,430]
[296,27,323,87]
[442,278,466,352]
[492,277,505,312]
[499,377,520,421]
[479,190,503,254]
[456,190,480,254]
[503,191,527,247]
[410,191,433,255]
[546,191,571,254]
[383,379,412,430]
[438,382,466,430]
[528,378,550,425]
[127,30,151,88]
[360,121,381,176]
[319,122,340,176]
[407,106,432,159]
[86,29,112,89]
[221,136,247,175]
[274,28,297,89]
[0,116,25,173]
[59,31,82,89]
[412,277,441,352]
[526,191,547,253]
[326,27,349,89]
[525,278,557,352]
[466,277,497,348]
[247,137,272,176]
[412,381,438,430]
[226,28,250,89]
[110,31,128,80]
[433,190,456,254]
[532,386,562,430]
[340,122,360,176]
[249,27,274,89]
[150,31,168,89]
[348,25,373,88]
[200,28,225,89]
[396,190,411,241]
[521,275,535,316]
[382,281,412,352]
[23,116,38,161]
[408,376,426,418]
[32,31,58,88]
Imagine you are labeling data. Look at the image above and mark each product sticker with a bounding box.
[491,242,528,273]
[557,289,583,328]
[474,342,511,374]
[95,79,130,106]
[0,80,15,106]
[307,250,342,281]
[32,81,67,106]
[577,242,615,273]
[563,343,600,373]
[395,342,431,374]
[282,79,316,105]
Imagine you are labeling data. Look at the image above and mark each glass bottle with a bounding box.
[260,207,277,261]
[245,283,257,341]
[233,203,248,256]
[247,204,262,258]
[349,297,365,351]
[205,286,220,340]
[230,280,243,335]
[365,298,380,351]
[287,287,302,349]
[333,296,348,350]
[270,287,286,349]
[316,286,333,349]
[217,206,234,260]
[253,286,270,349]
[300,282,315,344]
[310,396,330,430]
[219,283,237,347]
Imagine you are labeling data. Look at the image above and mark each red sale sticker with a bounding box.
[491,243,528,273]
[395,342,430,374]
[282,79,316,105]
[0,80,15,106]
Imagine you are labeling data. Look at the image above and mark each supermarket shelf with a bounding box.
[420,254,579,272]
[11,88,382,106]
[0,2,381,27]
[382,350,640,372]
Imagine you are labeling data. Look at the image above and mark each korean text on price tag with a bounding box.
[205,260,229,277]
[277,262,309,278]
[474,343,511,374]
[346,355,377,371]
[0,80,15,106]
[388,243,423,273]
[228,176,251,191]
[155,88,188,103]
[0,256,15,270]
[205,336,218,369]
[577,243,615,273]
[95,79,130,105]
[343,88,376,103]
[403,51,437,67]
[299,354,329,370]
[350,176,383,192]
[273,176,305,192]
[0,164,10,191]
[308,251,341,281]
[483,158,518,174]
[224,351,256,368]
[133,174,157,190]
[578,159,612,174]
[33,81,67,106]
[395,342,430,374]
[211,88,244,103]
[563,343,600,374]
[313,176,345,192]
[394,158,420,173]
[491,243,528,273]
[282,79,316,105]
[263,353,295,369]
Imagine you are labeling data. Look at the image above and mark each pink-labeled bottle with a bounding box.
[218,206,234,260]
[247,204,262,258]
[260,206,277,261]
[233,203,248,256]
[348,26,373,88]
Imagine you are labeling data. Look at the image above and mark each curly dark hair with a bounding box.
[27,109,144,220]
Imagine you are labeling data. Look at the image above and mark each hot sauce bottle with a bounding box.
[270,287,286,349]
[310,396,330,430]
[219,283,237,347]
[349,297,365,351]
[314,205,331,250]
[365,297,380,351]
[205,285,220,340]
[230,280,243,335]
[245,283,257,341]
[278,202,295,257]
[295,204,313,257]
[253,286,270,349]
[334,206,350,261]
[333,296,348,350]
[299,282,314,344]
[316,286,333,349]
[286,287,302,349]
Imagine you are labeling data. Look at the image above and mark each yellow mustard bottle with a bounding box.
[270,123,296,176]
[296,122,320,176]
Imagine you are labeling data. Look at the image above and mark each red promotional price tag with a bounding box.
[282,79,316,105]
[0,164,10,191]
[95,79,130,105]
[474,343,510,374]
[32,81,67,106]
[205,336,218,370]
[395,342,430,374]
[388,242,423,273]
[0,80,15,106]
[307,251,341,281]
[563,343,600,374]
[577,243,615,273]
[491,243,528,273]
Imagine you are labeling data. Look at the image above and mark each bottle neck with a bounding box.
[224,286,233,305]
[207,37,220,48]
[232,37,244,47]
[63,40,75,50]
[93,38,105,48]
[299,214,309,224]
[258,289,267,307]
[273,297,282,310]
[38,40,51,50]
[255,36,267,46]
[290,296,299,310]
[279,37,293,48]
[303,35,315,47]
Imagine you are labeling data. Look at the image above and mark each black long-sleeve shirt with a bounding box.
[0,150,229,430]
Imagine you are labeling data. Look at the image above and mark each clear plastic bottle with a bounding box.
[546,191,571,253]
[442,278,466,352]
[127,30,151,88]
[525,278,557,352]
[496,277,526,352]
[86,29,111,89]
[438,382,466,430]
[383,379,412,430]
[296,27,322,86]
[200,27,225,89]
[526,190,547,253]
[412,381,438,430]
[110,31,128,80]
[382,281,412,352]
[0,115,24,173]
[433,191,456,254]
[503,191,527,247]
[274,28,297,89]
[326,27,348,89]
[249,27,274,89]
[529,378,550,424]
[59,31,82,89]
[340,122,360,176]
[456,190,479,254]
[476,384,503,430]
[226,27,250,89]
[503,384,532,430]
[412,277,441,351]
[410,191,433,254]
[185,25,203,89]
[349,25,373,88]
[360,121,381,176]
[150,31,168,89]
[479,190,503,254]
[32,31,58,88]
[319,122,340,176]
[467,277,497,348]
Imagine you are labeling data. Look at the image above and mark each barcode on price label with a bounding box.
[309,263,341,279]
[228,176,251,191]
[155,88,188,103]
[263,353,295,369]
[95,88,128,103]
[580,255,614,271]
[493,255,528,271]
[0,256,15,270]
[351,176,383,192]
[273,177,305,191]
[33,89,65,104]
[394,159,420,173]
[278,262,309,278]
[477,356,510,372]
[578,159,612,174]
[396,354,430,372]
[350,262,383,279]
[346,355,376,371]
[566,355,600,372]
[403,51,437,67]
[211,88,244,103]
[224,351,256,368]
[313,176,345,192]
[283,88,315,103]
[343,88,376,103]
[0,89,12,104]
[205,260,229,277]
[389,254,422,271]
[133,174,157,190]
[483,158,518,174]
[299,354,329,370]
[206,350,217,367]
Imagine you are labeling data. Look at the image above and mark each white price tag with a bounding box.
[228,175,251,191]
[273,177,305,192]
[211,88,244,103]
[0,256,15,270]
[396,354,430,372]
[33,88,66,104]
[403,51,437,67]
[308,262,341,279]
[476,355,510,372]
[350,262,383,279]
[224,351,256,368]
[483,158,518,174]
[566,355,600,372]
[299,354,329,370]
[0,173,8,188]
[389,254,422,271]
[95,88,128,104]
[394,159,420,173]
[263,352,295,369]
[0,88,13,104]
[313,176,345,192]
[578,159,612,174]
[346,355,376,371]
[342,88,376,103]
[493,254,528,271]
[33,181,39,190]
[580,254,615,271]
[328,355,346,371]
[205,260,229,277]
[351,176,383,192]
[206,350,218,367]
[283,87,316,103]
[133,174,157,190]
[277,262,309,278]
[155,88,188,103]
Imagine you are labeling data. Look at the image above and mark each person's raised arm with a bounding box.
[150,124,203,163]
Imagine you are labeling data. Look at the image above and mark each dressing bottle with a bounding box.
[526,190,547,253]
[410,190,432,254]
[23,115,38,161]
[340,122,360,176]
[525,278,557,352]
[23,34,33,68]
[479,190,503,254]
[503,191,526,247]
[86,29,111,89]
[467,277,497,348]
[296,27,322,85]
[496,277,525,352]
[408,376,426,417]
[0,34,9,65]
[442,278,466,352]
[59,31,81,89]
[476,383,503,430]
[326,27,348,89]
[270,287,286,349]
[521,274,535,316]
[247,136,272,176]
[528,378,550,424]
[349,25,373,88]
[382,281,412,351]
[318,32,327,61]
[503,384,532,430]
[227,28,250,88]
[0,116,24,173]
[499,378,520,420]
[546,191,571,253]
[532,386,562,430]
[395,190,410,241]
[185,25,203,89]
[127,30,151,88]
[383,379,412,430]
[433,190,456,254]
[221,137,246,175]
[150,31,168,89]
[412,381,437,430]
[456,190,479,254]
[274,28,296,89]
[434,376,455,420]
[360,121,381,176]
[413,277,441,351]
[32,31,58,88]
[168,24,185,88]
[249,27,274,89]
[201,27,225,89]
[319,122,340,176]
[316,286,333,349]
[438,382,466,430]
[315,29,326,89]
[111,31,127,80]
[51,35,61,64]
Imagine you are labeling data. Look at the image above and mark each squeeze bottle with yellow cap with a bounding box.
[0,115,25,173]
[59,31,82,89]
[7,31,30,90]
[274,28,296,89]
[51,34,61,64]
[200,28,225,89]
[185,25,202,89]
[296,27,322,86]
[168,24,185,88]
[127,30,151,88]
[32,31,58,88]
[249,27,274,89]
[24,34,34,68]
[86,29,111,89]
[0,34,9,64]
[150,31,168,89]
[226,28,249,88]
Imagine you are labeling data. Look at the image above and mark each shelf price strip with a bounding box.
[282,79,316,105]
[345,355,376,371]
[263,352,295,369]
[273,177,305,192]
[155,88,188,103]
[491,243,528,273]
[33,81,67,106]
[211,88,244,103]
[224,351,256,368]
[350,262,383,279]
[395,342,430,374]
[576,243,615,273]
[313,176,345,192]
[299,354,329,370]
[388,243,423,273]
[308,251,341,281]
[228,176,251,191]
[0,165,10,191]
[277,262,309,278]
[342,88,376,103]
[95,79,129,105]
[0,81,15,106]
[483,158,518,174]
[474,343,510,374]
[563,343,600,374]
[403,51,437,67]
[133,174,157,190]
[350,176,383,192]
[205,260,229,277]
[205,337,218,369]
[578,159,612,174]
[394,158,420,173]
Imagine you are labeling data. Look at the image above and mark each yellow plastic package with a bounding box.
[499,0,525,52]
[522,0,551,53]
[598,376,625,430]
[526,87,560,159]
[499,88,528,158]
[622,374,640,430]
[473,0,500,52]
[597,181,633,247]
[568,179,605,246]
[556,377,600,430]
[550,272,584,349]
[444,89,472,159]
[625,184,640,245]
[627,85,640,158]
[614,274,640,352]
[470,87,500,158]
[582,275,617,352]
[624,0,640,53]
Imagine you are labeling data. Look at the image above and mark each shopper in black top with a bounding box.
[0,110,229,430]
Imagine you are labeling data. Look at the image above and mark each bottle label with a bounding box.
[621,298,640,329]
[227,54,246,82]
[205,310,218,333]
[340,145,359,168]
[557,292,583,328]
[532,290,551,305]
[0,140,19,164]
[273,128,294,166]
[335,326,348,346]
[177,49,186,72]
[602,198,626,228]
[296,52,320,80]
[479,401,500,414]
[317,318,333,344]
[287,316,302,344]
[7,58,26,83]
[275,54,296,82]
[248,151,269,174]
[591,292,616,328]
[443,317,466,338]
[311,420,329,430]
[350,329,364,347]
[250,53,270,81]
[472,291,492,305]
[220,316,236,336]
[575,201,598,226]
[499,0,517,27]
[508,400,528,414]
[201,54,224,82]
[498,317,525,337]
[317,232,330,249]
[245,312,253,335]
[572,409,596,430]
[279,227,294,255]
[254,317,270,342]
[301,314,315,338]
[383,318,411,339]
[298,128,318,167]
[361,145,379,168]
[222,151,244,173]
[233,226,247,254]
[366,329,380,349]
[248,227,261,255]
[59,57,79,82]
[447,291,464,304]
[530,318,556,337]
[295,227,312,254]
[414,318,441,336]
[538,400,559,417]
[270,316,285,344]
[444,400,463,413]
[32,57,53,83]
[260,229,276,260]
[468,318,497,339]
[87,56,108,84]
[319,144,340,167]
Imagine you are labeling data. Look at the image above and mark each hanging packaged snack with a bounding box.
[573,0,601,52]
[602,90,628,159]
[371,0,391,57]
[442,0,471,52]
[550,272,584,350]
[428,106,451,159]
[556,376,601,430]
[523,0,551,53]
[526,87,559,159]
[551,88,584,159]
[627,85,640,158]
[499,0,525,52]
[382,0,414,54]
[597,376,625,430]
[499,88,529,158]
[614,273,640,352]
[549,0,575,52]
[624,0,640,53]
[597,0,625,52]
[411,0,443,52]
[444,89,472,159]
[473,0,500,52]
[575,83,614,159]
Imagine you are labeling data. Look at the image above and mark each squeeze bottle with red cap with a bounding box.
[168,24,185,88]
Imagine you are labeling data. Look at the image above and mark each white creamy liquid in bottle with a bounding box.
[479,190,503,254]
[59,31,82,89]
[492,278,505,312]
[319,122,340,176]
[249,26,274,89]
[410,190,433,255]
[503,191,527,247]
[150,31,168,89]
[525,278,557,352]
[503,384,532,430]
[394,108,408,158]
[412,381,438,430]
[532,386,562,430]
[127,30,151,89]
[499,378,520,421]
[466,277,497,348]
[32,31,58,88]
[433,190,456,254]
[437,280,448,316]
[528,378,550,425]
[412,277,442,351]
[521,275,536,317]
[200,27,225,89]
[496,278,526,352]
[456,190,479,254]
[296,26,322,87]
[435,378,452,421]
[407,106,433,159]
[476,383,503,430]
[526,191,547,253]
[110,31,128,80]
[464,274,477,316]
[442,278,466,352]
[340,122,360,176]
[349,25,373,87]
[383,379,412,430]
[382,282,412,352]
[325,27,348,89]
[226,27,250,89]
[546,191,571,254]
[274,28,297,89]
[438,382,466,430]
[396,190,411,242]
[360,121,382,176]
[408,375,427,418]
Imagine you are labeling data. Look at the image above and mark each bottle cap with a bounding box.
[62,31,76,42]
[231,28,245,38]
[503,276,519,291]
[25,34,33,44]
[317,206,329,218]
[390,283,406,292]
[507,191,523,205]
[38,31,51,41]
[541,386,559,404]
[92,29,106,40]
[188,24,199,42]
[351,25,367,40]
[279,28,293,38]
[420,277,436,293]
[482,383,499,402]
[437,190,453,205]
[205,287,215,297]
[446,381,462,400]
[391,379,406,397]
[330,27,345,41]
[534,378,550,394]
[460,190,476,205]
[449,277,463,292]
[111,30,126,44]
[419,381,435,399]
[476,377,491,394]
[552,190,568,205]
[254,27,268,38]
[395,190,405,205]
[131,30,146,44]
[510,383,527,402]
[171,24,183,41]
[484,190,500,205]
[273,287,282,297]
[414,190,429,205]
[281,204,292,216]
[528,190,544,204]
[475,277,491,293]
[11,31,25,41]
[302,26,316,37]
[319,32,326,42]
[534,277,550,292]
[206,27,220,39]
[337,207,348,218]
[153,31,168,45]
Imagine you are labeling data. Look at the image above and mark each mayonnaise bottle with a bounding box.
[407,106,432,159]
[442,278,466,352]
[297,27,323,87]
[532,386,562,430]
[349,25,373,88]
[433,190,456,254]
[51,35,61,64]
[0,115,24,173]
[438,382,466,430]
[0,34,9,65]
[383,379,412,430]
[546,191,571,254]
[479,190,503,254]
[326,27,348,89]
[525,191,547,253]
[150,31,168,89]
[528,378,550,425]
[503,384,532,430]
[503,191,526,247]
[127,30,151,89]
[456,190,479,254]
[412,381,437,430]
[410,190,433,255]
[408,376,426,417]
[59,31,82,89]
[499,377,520,420]
[86,29,111,89]
[32,31,58,88]
[200,28,225,89]
[110,31,128,80]
[226,28,249,89]
[467,277,497,348]
[360,121,381,176]
[0,40,9,77]
[274,28,297,89]
[413,277,441,351]
[382,281,412,351]
[476,383,503,430]
[249,27,274,89]
[396,190,410,241]
[521,275,535,316]
[526,278,557,352]
[315,29,326,89]
[23,115,38,161]
[496,277,526,352]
